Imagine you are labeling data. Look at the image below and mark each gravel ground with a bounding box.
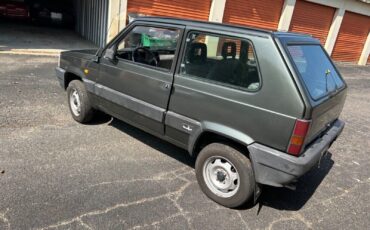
[0,54,369,230]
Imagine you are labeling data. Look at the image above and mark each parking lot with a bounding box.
[0,52,369,229]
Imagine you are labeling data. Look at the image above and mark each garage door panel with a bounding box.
[75,0,109,47]
[332,12,370,63]
[289,0,335,45]
[223,0,284,30]
[127,0,211,21]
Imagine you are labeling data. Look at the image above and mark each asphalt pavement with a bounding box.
[0,54,369,230]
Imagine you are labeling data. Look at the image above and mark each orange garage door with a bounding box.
[127,0,211,21]
[289,0,335,45]
[332,12,370,63]
[223,0,284,30]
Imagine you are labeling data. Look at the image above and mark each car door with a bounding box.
[96,22,184,136]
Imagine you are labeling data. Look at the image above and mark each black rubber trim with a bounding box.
[248,119,345,187]
[55,67,66,89]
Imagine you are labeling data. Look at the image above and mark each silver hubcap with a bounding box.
[203,156,240,198]
[69,89,81,116]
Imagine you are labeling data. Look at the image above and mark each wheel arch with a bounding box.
[63,66,86,90]
[64,72,83,89]
[189,122,255,158]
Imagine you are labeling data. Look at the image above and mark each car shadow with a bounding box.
[256,152,334,211]
[87,112,113,125]
[107,117,334,211]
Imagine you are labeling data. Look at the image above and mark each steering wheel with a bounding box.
[132,47,158,67]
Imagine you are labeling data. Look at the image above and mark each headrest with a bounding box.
[187,43,207,64]
[222,42,236,59]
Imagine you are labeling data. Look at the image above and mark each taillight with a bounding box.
[287,119,311,156]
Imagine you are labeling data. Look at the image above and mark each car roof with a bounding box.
[136,16,313,39]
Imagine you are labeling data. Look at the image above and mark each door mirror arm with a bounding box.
[91,55,99,63]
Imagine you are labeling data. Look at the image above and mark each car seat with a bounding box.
[185,43,209,78]
[207,42,244,85]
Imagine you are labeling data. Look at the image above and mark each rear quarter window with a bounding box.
[180,32,261,92]
[287,45,344,100]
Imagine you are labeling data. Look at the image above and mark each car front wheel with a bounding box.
[66,80,95,123]
[195,143,255,208]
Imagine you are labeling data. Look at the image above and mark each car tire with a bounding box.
[195,143,255,208]
[66,80,95,123]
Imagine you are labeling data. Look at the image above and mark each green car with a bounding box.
[56,17,347,208]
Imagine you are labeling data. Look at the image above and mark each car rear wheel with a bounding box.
[195,143,255,208]
[67,80,95,123]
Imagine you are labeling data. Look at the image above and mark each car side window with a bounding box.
[180,32,260,91]
[115,26,180,71]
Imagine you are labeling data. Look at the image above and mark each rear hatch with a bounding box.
[305,87,346,145]
[284,40,347,147]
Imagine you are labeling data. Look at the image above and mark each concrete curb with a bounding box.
[0,49,63,57]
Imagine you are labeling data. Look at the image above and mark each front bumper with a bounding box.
[248,119,345,187]
[55,67,66,89]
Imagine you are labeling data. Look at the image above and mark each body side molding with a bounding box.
[95,83,165,122]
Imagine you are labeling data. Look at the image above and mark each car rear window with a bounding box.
[287,45,344,100]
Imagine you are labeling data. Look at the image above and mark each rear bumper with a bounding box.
[248,119,345,187]
[55,67,66,89]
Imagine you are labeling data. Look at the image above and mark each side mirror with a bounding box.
[91,55,99,63]
[103,47,116,61]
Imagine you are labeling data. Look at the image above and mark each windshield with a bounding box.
[287,45,344,100]
[119,26,179,51]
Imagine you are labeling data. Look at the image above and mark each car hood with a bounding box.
[61,49,99,59]
[63,49,98,55]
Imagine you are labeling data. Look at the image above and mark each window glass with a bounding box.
[180,32,260,91]
[116,26,180,70]
[287,45,344,100]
